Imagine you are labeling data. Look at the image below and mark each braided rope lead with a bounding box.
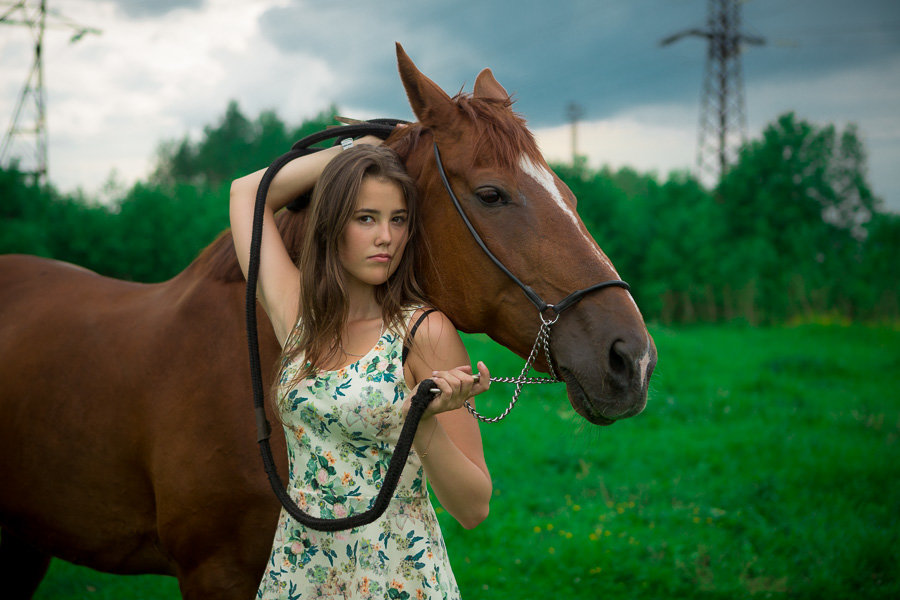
[247,121,436,532]
[464,312,563,423]
[261,381,437,532]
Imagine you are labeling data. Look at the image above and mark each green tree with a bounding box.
[640,172,727,323]
[0,166,53,256]
[105,181,227,282]
[559,161,725,324]
[558,111,895,324]
[151,101,338,188]
[716,112,880,321]
[852,210,900,319]
[4,105,896,319]
[1,103,344,282]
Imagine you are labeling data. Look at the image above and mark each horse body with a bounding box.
[0,256,166,574]
[0,45,655,598]
[0,254,285,588]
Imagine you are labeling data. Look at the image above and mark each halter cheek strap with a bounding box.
[432,142,632,423]
[432,143,630,317]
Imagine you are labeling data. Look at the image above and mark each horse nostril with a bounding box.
[609,340,628,376]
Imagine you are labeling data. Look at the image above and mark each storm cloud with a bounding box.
[2,0,898,208]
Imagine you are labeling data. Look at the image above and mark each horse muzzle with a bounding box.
[557,332,656,426]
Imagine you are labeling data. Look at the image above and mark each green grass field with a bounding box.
[33,324,899,599]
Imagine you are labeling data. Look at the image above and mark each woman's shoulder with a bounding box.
[403,307,462,358]
[401,305,472,384]
[402,305,451,335]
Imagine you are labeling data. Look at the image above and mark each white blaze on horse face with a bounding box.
[517,155,616,274]
[638,341,652,385]
[519,154,650,382]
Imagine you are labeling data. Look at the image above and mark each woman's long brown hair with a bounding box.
[277,145,428,396]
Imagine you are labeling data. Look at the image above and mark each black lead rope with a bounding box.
[245,119,437,532]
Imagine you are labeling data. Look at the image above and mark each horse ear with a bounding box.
[474,68,509,102]
[396,42,457,130]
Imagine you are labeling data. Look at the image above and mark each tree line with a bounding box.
[1,102,897,324]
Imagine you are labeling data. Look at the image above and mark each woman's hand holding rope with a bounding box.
[404,362,490,420]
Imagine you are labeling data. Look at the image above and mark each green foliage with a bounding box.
[32,324,900,599]
[0,166,53,256]
[0,104,897,321]
[558,112,897,324]
[712,113,881,321]
[0,102,340,282]
[151,101,338,187]
[854,211,900,316]
[104,180,230,282]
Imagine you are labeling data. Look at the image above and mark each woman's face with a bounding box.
[339,176,409,289]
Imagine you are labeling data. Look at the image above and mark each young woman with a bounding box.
[230,137,492,599]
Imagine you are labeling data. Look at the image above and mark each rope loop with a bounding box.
[247,120,431,532]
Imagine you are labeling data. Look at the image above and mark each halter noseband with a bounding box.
[432,143,630,318]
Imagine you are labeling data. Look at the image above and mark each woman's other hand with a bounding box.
[353,134,385,147]
[405,361,490,418]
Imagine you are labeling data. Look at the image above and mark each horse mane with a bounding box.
[451,93,543,168]
[191,210,306,283]
[387,93,542,170]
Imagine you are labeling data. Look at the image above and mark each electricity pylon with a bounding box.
[566,102,585,166]
[0,0,99,183]
[661,0,764,184]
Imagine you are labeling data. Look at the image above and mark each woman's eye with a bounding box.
[476,188,505,205]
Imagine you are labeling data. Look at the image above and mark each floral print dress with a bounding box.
[256,311,461,600]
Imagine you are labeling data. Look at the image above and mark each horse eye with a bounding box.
[476,188,505,206]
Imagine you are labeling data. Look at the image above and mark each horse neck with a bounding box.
[183,210,307,285]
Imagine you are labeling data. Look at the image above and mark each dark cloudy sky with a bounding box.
[2,0,899,209]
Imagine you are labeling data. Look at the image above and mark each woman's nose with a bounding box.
[375,222,392,245]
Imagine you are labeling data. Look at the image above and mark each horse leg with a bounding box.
[157,486,275,600]
[0,530,52,599]
[175,554,263,600]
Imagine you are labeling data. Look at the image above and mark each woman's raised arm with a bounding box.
[229,138,381,345]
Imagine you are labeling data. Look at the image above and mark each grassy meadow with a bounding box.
[34,323,899,599]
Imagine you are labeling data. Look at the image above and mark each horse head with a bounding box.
[387,44,656,425]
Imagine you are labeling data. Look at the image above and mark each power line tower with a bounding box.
[661,0,764,184]
[565,101,585,166]
[0,0,99,184]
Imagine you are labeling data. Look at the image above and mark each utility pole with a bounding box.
[0,0,99,184]
[565,101,585,166]
[661,0,764,184]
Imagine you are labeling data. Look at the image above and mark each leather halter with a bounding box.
[432,143,630,318]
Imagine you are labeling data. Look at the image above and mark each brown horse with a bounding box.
[0,44,656,598]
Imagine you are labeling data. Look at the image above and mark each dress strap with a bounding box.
[401,308,437,365]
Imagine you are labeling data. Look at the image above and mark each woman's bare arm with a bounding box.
[404,310,492,529]
[229,139,380,344]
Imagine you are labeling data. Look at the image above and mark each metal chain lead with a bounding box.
[464,311,562,423]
